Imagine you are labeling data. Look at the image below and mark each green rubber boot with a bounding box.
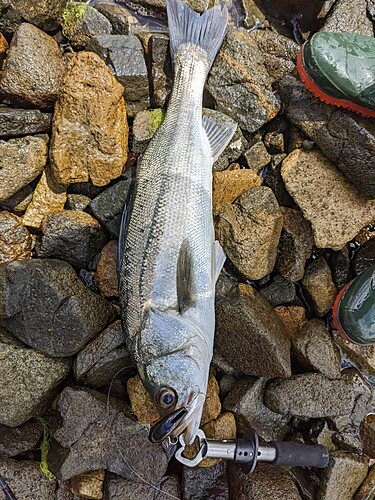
[297,32,375,118]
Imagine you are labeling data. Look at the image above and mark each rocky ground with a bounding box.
[0,0,374,498]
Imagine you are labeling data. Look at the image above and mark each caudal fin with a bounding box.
[166,0,228,70]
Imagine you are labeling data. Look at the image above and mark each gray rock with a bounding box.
[329,245,351,290]
[182,461,229,500]
[37,210,108,268]
[104,473,181,500]
[0,459,57,499]
[147,33,172,108]
[65,194,91,211]
[61,2,112,48]
[292,319,342,379]
[353,240,375,276]
[0,107,51,137]
[215,279,291,378]
[259,274,299,307]
[132,108,165,153]
[51,386,168,482]
[74,320,132,387]
[215,186,283,280]
[244,138,271,173]
[276,207,314,282]
[368,0,375,19]
[279,75,375,198]
[0,23,64,108]
[228,462,301,500]
[0,259,114,357]
[0,134,48,202]
[206,28,281,132]
[0,420,43,458]
[0,0,68,32]
[336,369,373,429]
[0,330,70,427]
[87,34,149,116]
[302,257,337,317]
[223,377,289,441]
[318,452,368,500]
[0,211,33,264]
[94,1,133,34]
[263,161,295,208]
[321,0,373,36]
[264,373,355,418]
[56,480,82,500]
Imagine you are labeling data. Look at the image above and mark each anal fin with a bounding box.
[202,115,237,163]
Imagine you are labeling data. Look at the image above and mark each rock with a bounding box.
[104,473,182,500]
[212,168,261,214]
[0,107,51,137]
[263,161,295,208]
[0,211,33,264]
[302,257,337,316]
[65,194,91,211]
[0,330,70,427]
[51,387,168,482]
[292,319,342,379]
[37,210,107,268]
[215,186,283,280]
[0,459,57,499]
[215,280,291,378]
[321,0,373,35]
[244,139,271,173]
[56,480,81,500]
[87,35,150,116]
[93,2,134,35]
[353,240,375,276]
[224,377,289,441]
[0,23,64,108]
[339,369,373,429]
[360,414,375,457]
[0,420,43,458]
[62,2,111,48]
[71,470,105,499]
[206,28,281,132]
[228,462,301,500]
[147,33,172,108]
[264,131,284,154]
[354,464,375,500]
[0,0,68,32]
[22,167,67,229]
[0,258,114,357]
[319,452,368,500]
[279,75,375,198]
[127,374,160,426]
[95,240,118,297]
[0,182,35,214]
[201,370,221,426]
[50,51,128,187]
[0,134,48,202]
[368,0,375,19]
[332,329,375,376]
[274,306,307,338]
[132,108,165,153]
[264,373,355,418]
[259,274,299,307]
[329,245,351,290]
[182,461,229,500]
[239,0,266,29]
[74,320,131,388]
[276,207,314,282]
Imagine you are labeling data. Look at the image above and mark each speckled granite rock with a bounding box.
[0,211,33,264]
[301,257,337,316]
[0,459,57,499]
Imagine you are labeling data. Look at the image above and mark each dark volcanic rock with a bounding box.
[353,240,375,276]
[0,107,51,137]
[0,259,114,357]
[182,461,229,500]
[329,245,351,290]
[0,420,43,458]
[0,458,56,499]
[51,387,168,482]
[259,274,299,307]
[0,0,68,32]
[302,257,337,316]
[105,473,181,500]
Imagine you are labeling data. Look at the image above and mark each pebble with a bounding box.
[0,211,33,264]
[0,459,56,499]
[215,186,283,280]
[212,168,260,214]
[0,134,48,202]
[259,274,299,307]
[0,420,43,458]
[50,51,128,187]
[132,108,165,153]
[182,461,229,500]
[301,256,337,316]
[244,138,271,173]
[0,107,52,138]
[274,305,307,338]
[0,23,64,108]
[321,0,373,36]
[95,240,119,297]
[70,469,105,500]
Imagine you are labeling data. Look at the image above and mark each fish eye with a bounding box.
[155,387,177,410]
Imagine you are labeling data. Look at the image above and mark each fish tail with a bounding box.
[166,0,228,71]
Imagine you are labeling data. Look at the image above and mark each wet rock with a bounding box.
[0,258,114,357]
[264,373,355,418]
[302,257,337,316]
[182,461,229,500]
[259,274,299,307]
[215,186,282,280]
[0,107,51,137]
[212,168,260,214]
[51,387,168,482]
[360,414,375,458]
[71,470,105,499]
[50,51,128,187]
[127,374,160,426]
[22,167,67,229]
[207,28,281,132]
[65,194,91,211]
[0,211,33,264]
[104,473,182,500]
[215,280,291,378]
[244,138,271,173]
[147,33,172,108]
[332,329,375,376]
[276,207,314,282]
[38,210,107,268]
[239,0,266,28]
[87,35,150,116]
[292,319,342,379]
[0,420,43,458]
[279,75,375,198]
[274,306,307,338]
[74,320,131,388]
[0,134,48,202]
[338,369,373,429]
[224,377,289,441]
[228,462,301,500]
[0,330,70,427]
[94,2,134,35]
[201,370,222,426]
[321,0,373,36]
[95,240,118,297]
[319,452,368,500]
[0,23,64,108]
[353,240,375,276]
[62,2,111,48]
[0,459,56,499]
[354,464,375,500]
[329,245,351,290]
[132,108,165,153]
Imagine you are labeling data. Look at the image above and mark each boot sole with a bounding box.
[297,48,375,118]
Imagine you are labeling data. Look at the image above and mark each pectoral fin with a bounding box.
[176,239,196,314]
[202,115,237,162]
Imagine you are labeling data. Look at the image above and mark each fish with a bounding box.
[118,0,237,445]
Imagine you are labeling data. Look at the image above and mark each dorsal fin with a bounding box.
[202,115,237,162]
[176,239,196,314]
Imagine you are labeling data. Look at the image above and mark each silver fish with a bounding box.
[118,0,236,444]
